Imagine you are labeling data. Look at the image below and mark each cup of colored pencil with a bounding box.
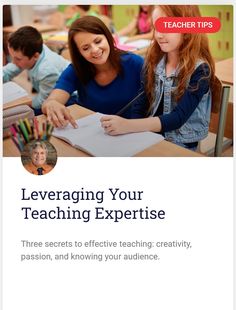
[9,117,54,152]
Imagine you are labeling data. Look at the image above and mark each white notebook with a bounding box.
[3,81,29,105]
[52,113,164,157]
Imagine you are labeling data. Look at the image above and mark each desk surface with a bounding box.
[3,105,202,157]
[215,58,233,86]
[3,23,58,34]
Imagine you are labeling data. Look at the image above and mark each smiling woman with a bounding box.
[42,16,144,128]
[75,32,110,64]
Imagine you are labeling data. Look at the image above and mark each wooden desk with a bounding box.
[3,105,202,157]
[215,58,233,86]
[3,23,58,34]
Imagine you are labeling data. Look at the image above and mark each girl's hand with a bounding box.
[100,115,132,135]
[43,100,77,128]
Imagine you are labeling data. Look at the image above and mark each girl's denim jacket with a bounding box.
[151,57,211,144]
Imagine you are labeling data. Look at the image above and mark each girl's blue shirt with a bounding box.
[55,53,144,118]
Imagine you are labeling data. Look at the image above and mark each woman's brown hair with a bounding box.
[68,16,123,85]
[145,5,215,113]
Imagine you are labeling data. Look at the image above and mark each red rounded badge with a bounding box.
[155,17,221,33]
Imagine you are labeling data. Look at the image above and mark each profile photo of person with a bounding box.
[22,141,57,175]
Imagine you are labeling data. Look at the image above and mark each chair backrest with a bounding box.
[211,75,222,113]
[214,85,231,156]
[211,76,231,156]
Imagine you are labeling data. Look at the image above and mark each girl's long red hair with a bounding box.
[145,5,215,113]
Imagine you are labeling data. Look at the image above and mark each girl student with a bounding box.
[42,16,144,128]
[101,5,215,150]
[118,5,154,42]
[65,5,98,28]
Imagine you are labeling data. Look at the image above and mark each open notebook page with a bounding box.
[3,81,29,105]
[53,113,164,157]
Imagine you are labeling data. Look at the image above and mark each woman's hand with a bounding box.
[42,89,77,128]
[42,99,77,128]
[100,115,132,135]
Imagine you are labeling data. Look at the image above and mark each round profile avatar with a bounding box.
[21,141,57,175]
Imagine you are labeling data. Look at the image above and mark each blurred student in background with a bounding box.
[118,5,154,42]
[101,5,215,151]
[3,26,70,114]
[65,5,113,32]
[65,5,98,28]
[42,16,144,128]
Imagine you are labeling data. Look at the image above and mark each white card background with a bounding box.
[2,158,233,310]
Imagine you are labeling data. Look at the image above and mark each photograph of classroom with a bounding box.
[2,5,233,157]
